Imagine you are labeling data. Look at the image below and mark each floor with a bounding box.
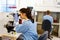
[38,34,60,40]
[47,36,60,40]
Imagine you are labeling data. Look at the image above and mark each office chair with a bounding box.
[42,20,52,40]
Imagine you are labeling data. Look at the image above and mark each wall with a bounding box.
[16,0,36,10]
[17,0,60,12]
[34,0,60,12]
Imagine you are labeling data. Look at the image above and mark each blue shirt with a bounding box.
[43,15,53,24]
[15,20,38,40]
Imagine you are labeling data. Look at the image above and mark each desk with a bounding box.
[0,33,22,40]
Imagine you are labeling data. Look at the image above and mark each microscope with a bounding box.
[4,12,19,33]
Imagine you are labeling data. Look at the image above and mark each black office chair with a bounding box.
[42,20,52,40]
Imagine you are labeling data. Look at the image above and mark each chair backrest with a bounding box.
[38,31,48,40]
[42,20,51,32]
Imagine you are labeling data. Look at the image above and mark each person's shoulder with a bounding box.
[23,20,32,25]
[49,16,53,18]
[46,15,52,18]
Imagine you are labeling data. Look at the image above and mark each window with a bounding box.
[0,0,16,12]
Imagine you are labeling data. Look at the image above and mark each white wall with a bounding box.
[17,0,60,12]
[34,0,60,12]
[17,0,36,10]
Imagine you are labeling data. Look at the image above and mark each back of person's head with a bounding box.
[46,10,50,15]
[19,8,34,23]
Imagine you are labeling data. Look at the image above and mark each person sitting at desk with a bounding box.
[43,10,53,39]
[15,8,38,40]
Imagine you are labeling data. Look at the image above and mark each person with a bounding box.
[42,10,53,39]
[15,8,38,40]
[43,10,53,24]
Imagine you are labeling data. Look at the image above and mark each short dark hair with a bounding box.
[46,10,50,15]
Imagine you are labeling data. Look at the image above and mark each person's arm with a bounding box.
[51,17,53,24]
[51,17,53,28]
[15,22,29,33]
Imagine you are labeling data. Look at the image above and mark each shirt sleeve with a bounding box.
[15,22,29,33]
[51,17,53,24]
